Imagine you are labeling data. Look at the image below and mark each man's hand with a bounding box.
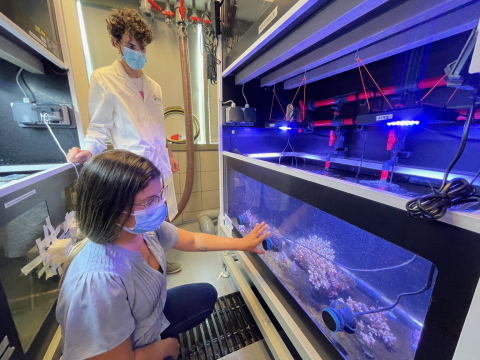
[241,222,270,254]
[67,147,92,164]
[169,154,179,173]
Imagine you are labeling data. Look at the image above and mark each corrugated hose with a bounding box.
[174,23,195,220]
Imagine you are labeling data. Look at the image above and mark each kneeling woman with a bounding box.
[56,150,269,360]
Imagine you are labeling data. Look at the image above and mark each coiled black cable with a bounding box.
[406,95,479,220]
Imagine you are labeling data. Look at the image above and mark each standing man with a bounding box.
[67,8,182,274]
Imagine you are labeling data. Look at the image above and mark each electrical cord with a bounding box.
[16,68,28,98]
[354,264,435,317]
[18,68,36,102]
[41,113,79,179]
[355,128,368,179]
[285,237,418,272]
[202,12,220,85]
[406,95,479,219]
[242,83,248,107]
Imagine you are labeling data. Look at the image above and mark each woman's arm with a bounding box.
[174,222,269,254]
[89,337,179,360]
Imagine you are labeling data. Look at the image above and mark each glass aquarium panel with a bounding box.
[0,201,59,353]
[226,168,437,360]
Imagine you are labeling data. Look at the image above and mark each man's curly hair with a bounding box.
[106,8,154,47]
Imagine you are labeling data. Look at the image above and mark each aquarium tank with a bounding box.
[225,167,437,360]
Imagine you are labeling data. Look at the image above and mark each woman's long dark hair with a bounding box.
[61,150,160,285]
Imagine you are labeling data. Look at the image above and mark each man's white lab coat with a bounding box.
[83,60,178,220]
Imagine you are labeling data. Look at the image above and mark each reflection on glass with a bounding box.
[0,202,59,352]
[226,169,437,360]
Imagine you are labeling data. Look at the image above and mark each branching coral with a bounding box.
[291,236,355,297]
[345,297,397,348]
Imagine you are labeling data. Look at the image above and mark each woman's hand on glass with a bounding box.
[241,222,270,254]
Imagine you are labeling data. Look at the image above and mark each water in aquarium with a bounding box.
[226,168,437,360]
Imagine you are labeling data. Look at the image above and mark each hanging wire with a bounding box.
[269,85,275,120]
[303,70,307,120]
[445,88,458,106]
[355,128,368,179]
[279,134,298,168]
[418,74,447,104]
[274,90,286,117]
[285,77,306,120]
[357,57,394,109]
[356,59,371,111]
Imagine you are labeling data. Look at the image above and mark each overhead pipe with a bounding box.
[174,0,195,220]
[190,0,201,25]
[457,108,480,120]
[162,0,174,26]
[312,118,356,127]
[305,76,448,111]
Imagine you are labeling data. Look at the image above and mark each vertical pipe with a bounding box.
[175,23,195,218]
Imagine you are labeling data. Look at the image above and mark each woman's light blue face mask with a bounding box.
[123,202,167,234]
[122,46,147,70]
[123,183,168,234]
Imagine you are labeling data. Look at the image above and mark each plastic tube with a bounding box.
[197,209,220,234]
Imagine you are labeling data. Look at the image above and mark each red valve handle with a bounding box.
[179,0,186,20]
[147,0,162,12]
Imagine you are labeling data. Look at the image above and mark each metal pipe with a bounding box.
[175,22,195,219]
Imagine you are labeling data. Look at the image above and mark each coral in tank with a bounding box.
[291,236,355,297]
[345,297,397,348]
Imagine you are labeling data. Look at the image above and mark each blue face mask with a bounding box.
[122,46,147,70]
[123,202,167,234]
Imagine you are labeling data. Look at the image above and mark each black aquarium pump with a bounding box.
[262,236,281,252]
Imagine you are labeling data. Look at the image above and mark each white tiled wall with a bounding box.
[171,149,220,225]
